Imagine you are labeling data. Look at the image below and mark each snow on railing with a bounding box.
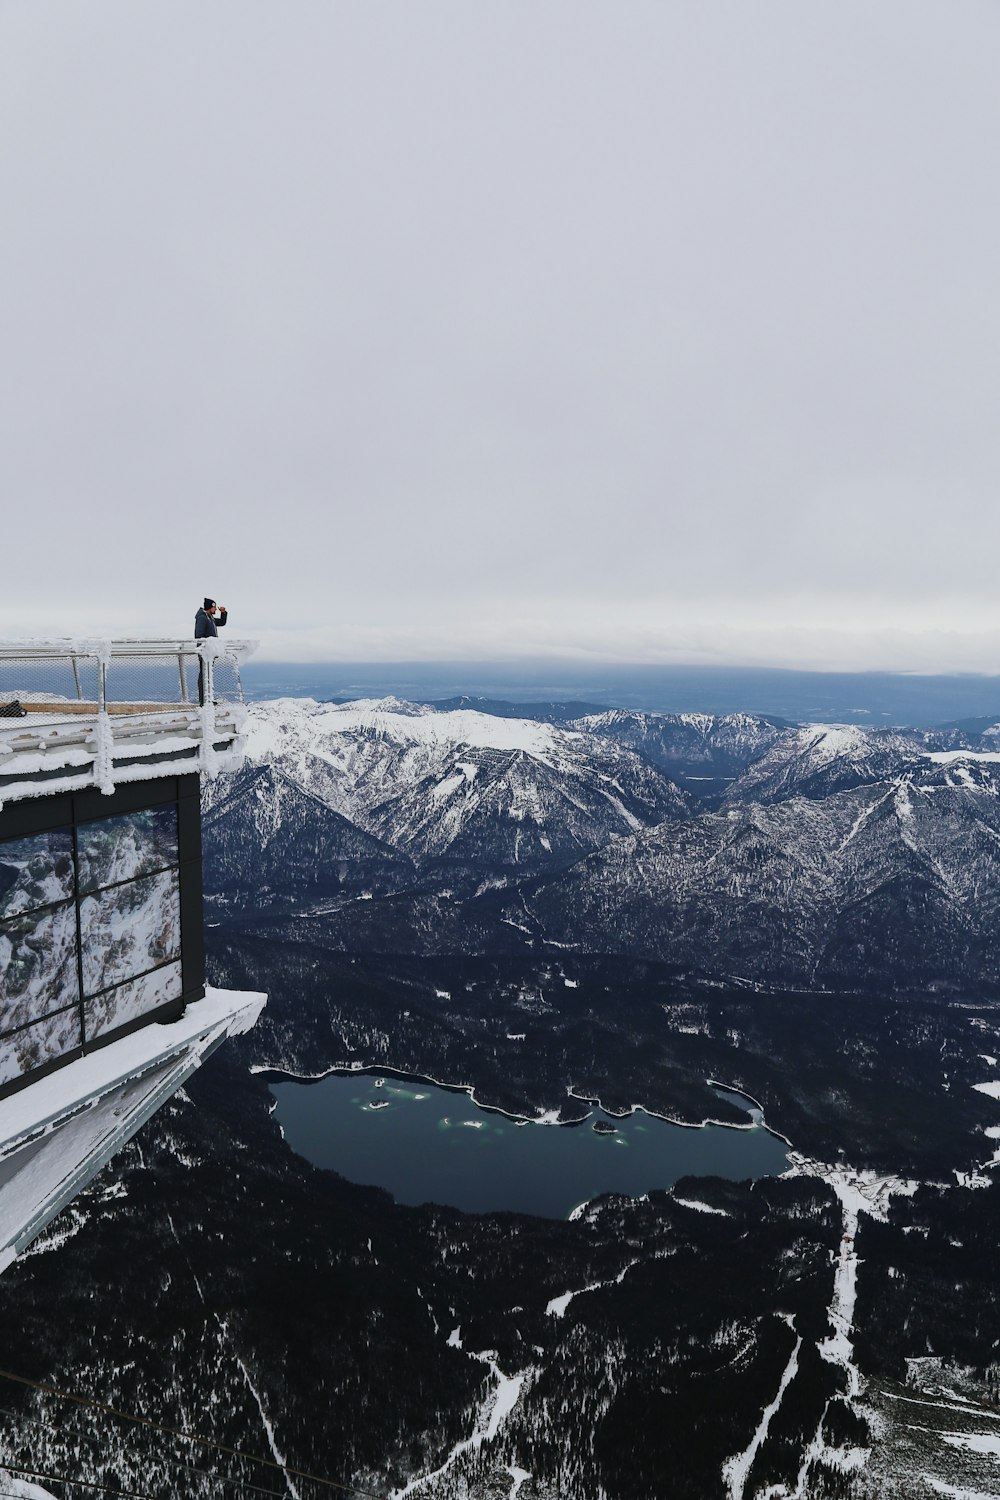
[0,638,256,804]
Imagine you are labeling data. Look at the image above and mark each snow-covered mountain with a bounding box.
[203,763,415,911]
[721,723,925,805]
[575,712,994,809]
[521,755,1000,990]
[572,709,789,801]
[202,698,1000,991]
[219,697,694,885]
[574,707,787,760]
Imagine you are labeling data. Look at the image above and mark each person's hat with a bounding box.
[203,598,216,610]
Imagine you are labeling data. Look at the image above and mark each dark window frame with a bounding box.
[0,898,81,1034]
[75,803,179,896]
[79,866,182,998]
[84,952,184,1006]
[0,774,204,1099]
[0,1002,85,1092]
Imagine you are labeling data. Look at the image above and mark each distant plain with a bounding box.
[241,660,1000,728]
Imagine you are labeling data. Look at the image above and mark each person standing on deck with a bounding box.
[195,598,228,638]
[195,598,228,702]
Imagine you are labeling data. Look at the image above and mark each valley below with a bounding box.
[5,695,1000,1499]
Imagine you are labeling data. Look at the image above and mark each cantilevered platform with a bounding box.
[0,985,265,1269]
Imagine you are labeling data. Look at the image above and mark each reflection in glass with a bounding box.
[79,870,180,997]
[77,807,178,894]
[0,832,74,919]
[84,961,183,1042]
[0,1007,83,1087]
[0,904,79,1034]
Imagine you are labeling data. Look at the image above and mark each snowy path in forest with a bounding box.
[545,1258,641,1320]
[722,1320,803,1500]
[390,1348,530,1498]
[791,1157,916,1399]
[740,1156,918,1498]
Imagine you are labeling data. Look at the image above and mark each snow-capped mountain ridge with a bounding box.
[244,697,579,766]
[569,708,791,801]
[721,724,931,806]
[204,697,1000,989]
[213,697,694,891]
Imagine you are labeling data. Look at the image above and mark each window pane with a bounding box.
[0,1006,83,1087]
[0,903,80,1034]
[84,960,183,1042]
[0,832,74,919]
[77,807,179,894]
[80,870,180,996]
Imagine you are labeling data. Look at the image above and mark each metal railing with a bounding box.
[0,639,256,801]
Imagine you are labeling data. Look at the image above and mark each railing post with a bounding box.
[198,643,218,779]
[178,651,189,704]
[95,648,115,796]
[71,656,83,701]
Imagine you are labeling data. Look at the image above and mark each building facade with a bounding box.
[0,638,264,1268]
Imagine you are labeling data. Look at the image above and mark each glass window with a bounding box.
[0,1006,83,1087]
[79,869,181,997]
[0,789,192,1092]
[0,831,74,919]
[84,960,183,1043]
[77,807,179,894]
[0,904,80,1035]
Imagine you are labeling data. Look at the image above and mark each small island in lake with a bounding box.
[593,1120,618,1135]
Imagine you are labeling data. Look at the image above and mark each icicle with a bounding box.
[94,710,115,796]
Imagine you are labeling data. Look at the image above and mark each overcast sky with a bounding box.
[2,1,999,669]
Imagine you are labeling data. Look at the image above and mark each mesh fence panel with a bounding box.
[0,646,244,737]
[180,653,201,705]
[0,654,100,727]
[210,652,243,704]
[104,652,194,714]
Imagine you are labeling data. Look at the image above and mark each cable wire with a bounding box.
[0,1407,287,1500]
[0,1371,386,1500]
[0,1461,159,1497]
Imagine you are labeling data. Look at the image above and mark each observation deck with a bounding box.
[0,638,256,806]
[0,637,264,1267]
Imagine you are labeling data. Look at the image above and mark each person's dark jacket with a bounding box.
[195,607,227,639]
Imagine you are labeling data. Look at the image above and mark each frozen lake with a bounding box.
[270,1072,790,1219]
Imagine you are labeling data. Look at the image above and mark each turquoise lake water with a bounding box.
[270,1072,790,1220]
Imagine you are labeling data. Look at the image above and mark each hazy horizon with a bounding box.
[240,658,1000,727]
